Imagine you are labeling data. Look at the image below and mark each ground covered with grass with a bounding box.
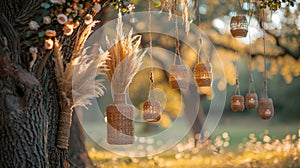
[84,117,300,167]
[88,127,300,168]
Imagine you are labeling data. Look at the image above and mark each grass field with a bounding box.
[86,116,300,167]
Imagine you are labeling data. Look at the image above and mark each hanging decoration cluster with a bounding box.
[258,10,274,120]
[245,34,259,109]
[142,0,162,122]
[193,38,212,87]
[104,0,208,145]
[230,0,274,120]
[105,12,146,145]
[167,0,212,90]
[169,0,189,90]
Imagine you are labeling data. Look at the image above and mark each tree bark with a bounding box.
[44,60,68,167]
[0,81,48,167]
[68,110,94,168]
[0,0,111,167]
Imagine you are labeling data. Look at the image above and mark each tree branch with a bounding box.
[0,13,21,64]
[264,29,299,58]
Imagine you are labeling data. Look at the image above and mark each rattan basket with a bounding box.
[106,93,134,145]
[245,92,258,109]
[231,95,245,112]
[230,15,248,38]
[143,100,161,122]
[194,63,212,87]
[258,98,274,120]
[169,65,189,89]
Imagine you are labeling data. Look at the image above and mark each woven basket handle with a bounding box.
[148,72,156,101]
[173,39,183,65]
[248,81,256,93]
[235,79,241,95]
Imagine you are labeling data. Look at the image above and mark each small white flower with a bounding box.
[84,14,93,25]
[66,8,72,13]
[50,0,65,4]
[43,16,51,24]
[92,3,101,13]
[57,14,68,24]
[44,39,54,50]
[29,21,39,30]
[29,47,38,54]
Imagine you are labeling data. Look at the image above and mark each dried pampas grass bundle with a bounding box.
[160,0,174,19]
[106,13,146,93]
[54,39,109,149]
[54,19,108,150]
[54,42,108,109]
[105,12,145,145]
[159,0,195,33]
[180,0,194,34]
[72,47,109,108]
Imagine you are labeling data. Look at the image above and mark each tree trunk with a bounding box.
[68,110,94,168]
[44,60,68,167]
[0,0,110,167]
[183,85,207,143]
[0,81,48,167]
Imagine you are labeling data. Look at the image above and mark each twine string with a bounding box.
[233,39,241,95]
[262,10,268,98]
[173,0,182,65]
[148,0,155,99]
[235,0,243,15]
[248,30,256,93]
[197,6,202,64]
[197,37,202,64]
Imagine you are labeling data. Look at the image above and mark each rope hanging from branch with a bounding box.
[143,0,162,122]
[174,0,182,65]
[234,39,240,92]
[169,0,189,89]
[245,29,258,109]
[262,10,268,98]
[258,9,274,120]
[148,0,154,90]
[230,39,245,112]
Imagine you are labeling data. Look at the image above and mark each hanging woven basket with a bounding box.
[231,95,245,112]
[230,15,248,38]
[143,100,161,122]
[258,98,274,120]
[169,64,189,89]
[194,63,212,87]
[245,92,258,109]
[106,93,135,145]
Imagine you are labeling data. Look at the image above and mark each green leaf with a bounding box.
[38,31,45,38]
[24,31,34,38]
[24,40,33,46]
[42,9,49,16]
[41,2,51,9]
